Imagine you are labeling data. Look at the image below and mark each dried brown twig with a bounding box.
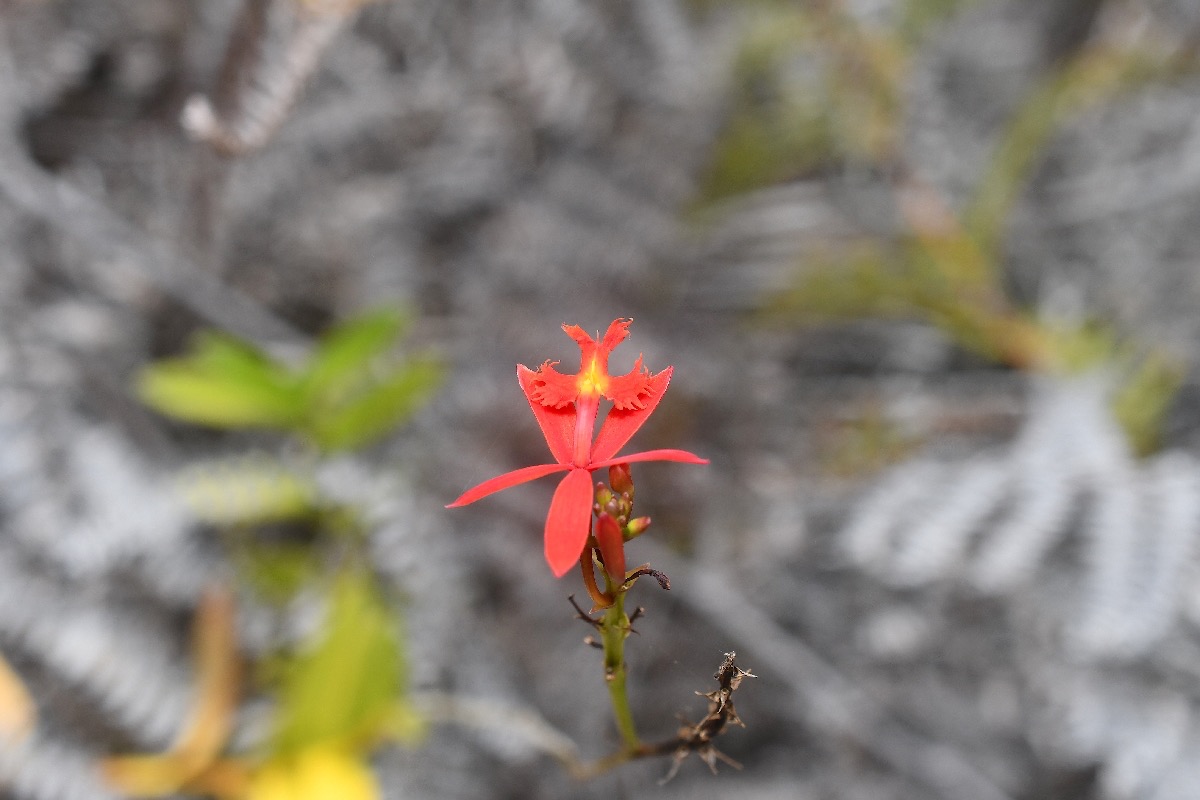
[657,651,755,783]
[417,649,753,783]
[565,651,754,782]
[183,0,378,156]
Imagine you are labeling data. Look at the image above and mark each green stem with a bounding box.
[600,588,639,750]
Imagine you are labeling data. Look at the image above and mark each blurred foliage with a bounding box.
[1113,354,1185,457]
[102,590,240,797]
[181,458,318,527]
[236,540,324,602]
[246,746,378,800]
[711,0,1192,457]
[272,571,417,754]
[696,0,976,202]
[139,308,442,453]
[816,406,920,477]
[897,0,977,42]
[762,236,1050,369]
[105,577,417,800]
[965,44,1185,256]
[177,456,333,601]
[115,308,439,797]
[698,8,834,199]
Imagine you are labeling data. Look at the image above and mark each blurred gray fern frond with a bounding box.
[842,372,1200,659]
[840,372,1200,799]
[0,368,201,799]
[0,734,121,800]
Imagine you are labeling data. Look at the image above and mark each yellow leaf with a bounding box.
[103,588,240,796]
[0,652,35,741]
[248,747,378,800]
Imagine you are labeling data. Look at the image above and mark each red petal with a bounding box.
[562,324,599,359]
[591,449,709,469]
[590,367,673,464]
[604,354,652,410]
[564,319,631,375]
[526,360,578,408]
[544,468,595,577]
[517,365,575,465]
[446,463,568,508]
[597,318,632,356]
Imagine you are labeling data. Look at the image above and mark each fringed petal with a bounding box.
[590,367,673,464]
[525,360,578,409]
[517,365,575,465]
[604,354,652,410]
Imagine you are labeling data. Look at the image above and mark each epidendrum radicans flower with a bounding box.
[448,319,707,577]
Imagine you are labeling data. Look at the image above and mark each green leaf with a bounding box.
[137,363,303,429]
[188,332,282,380]
[137,333,304,430]
[303,309,409,405]
[273,571,406,753]
[307,359,443,452]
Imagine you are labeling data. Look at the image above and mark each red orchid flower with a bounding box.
[447,318,707,577]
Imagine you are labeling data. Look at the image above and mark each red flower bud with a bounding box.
[608,463,634,498]
[594,512,627,581]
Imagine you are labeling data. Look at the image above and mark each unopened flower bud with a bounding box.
[618,496,634,520]
[608,463,634,498]
[594,482,613,509]
[604,496,623,521]
[624,516,652,539]
[594,512,627,581]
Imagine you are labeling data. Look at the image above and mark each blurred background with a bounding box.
[3,0,1200,798]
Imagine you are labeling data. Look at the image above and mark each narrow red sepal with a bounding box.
[446,463,568,508]
[590,448,709,469]
[544,468,595,577]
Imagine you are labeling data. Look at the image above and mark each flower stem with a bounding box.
[600,586,639,750]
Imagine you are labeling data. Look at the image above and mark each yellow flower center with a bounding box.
[576,356,609,398]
